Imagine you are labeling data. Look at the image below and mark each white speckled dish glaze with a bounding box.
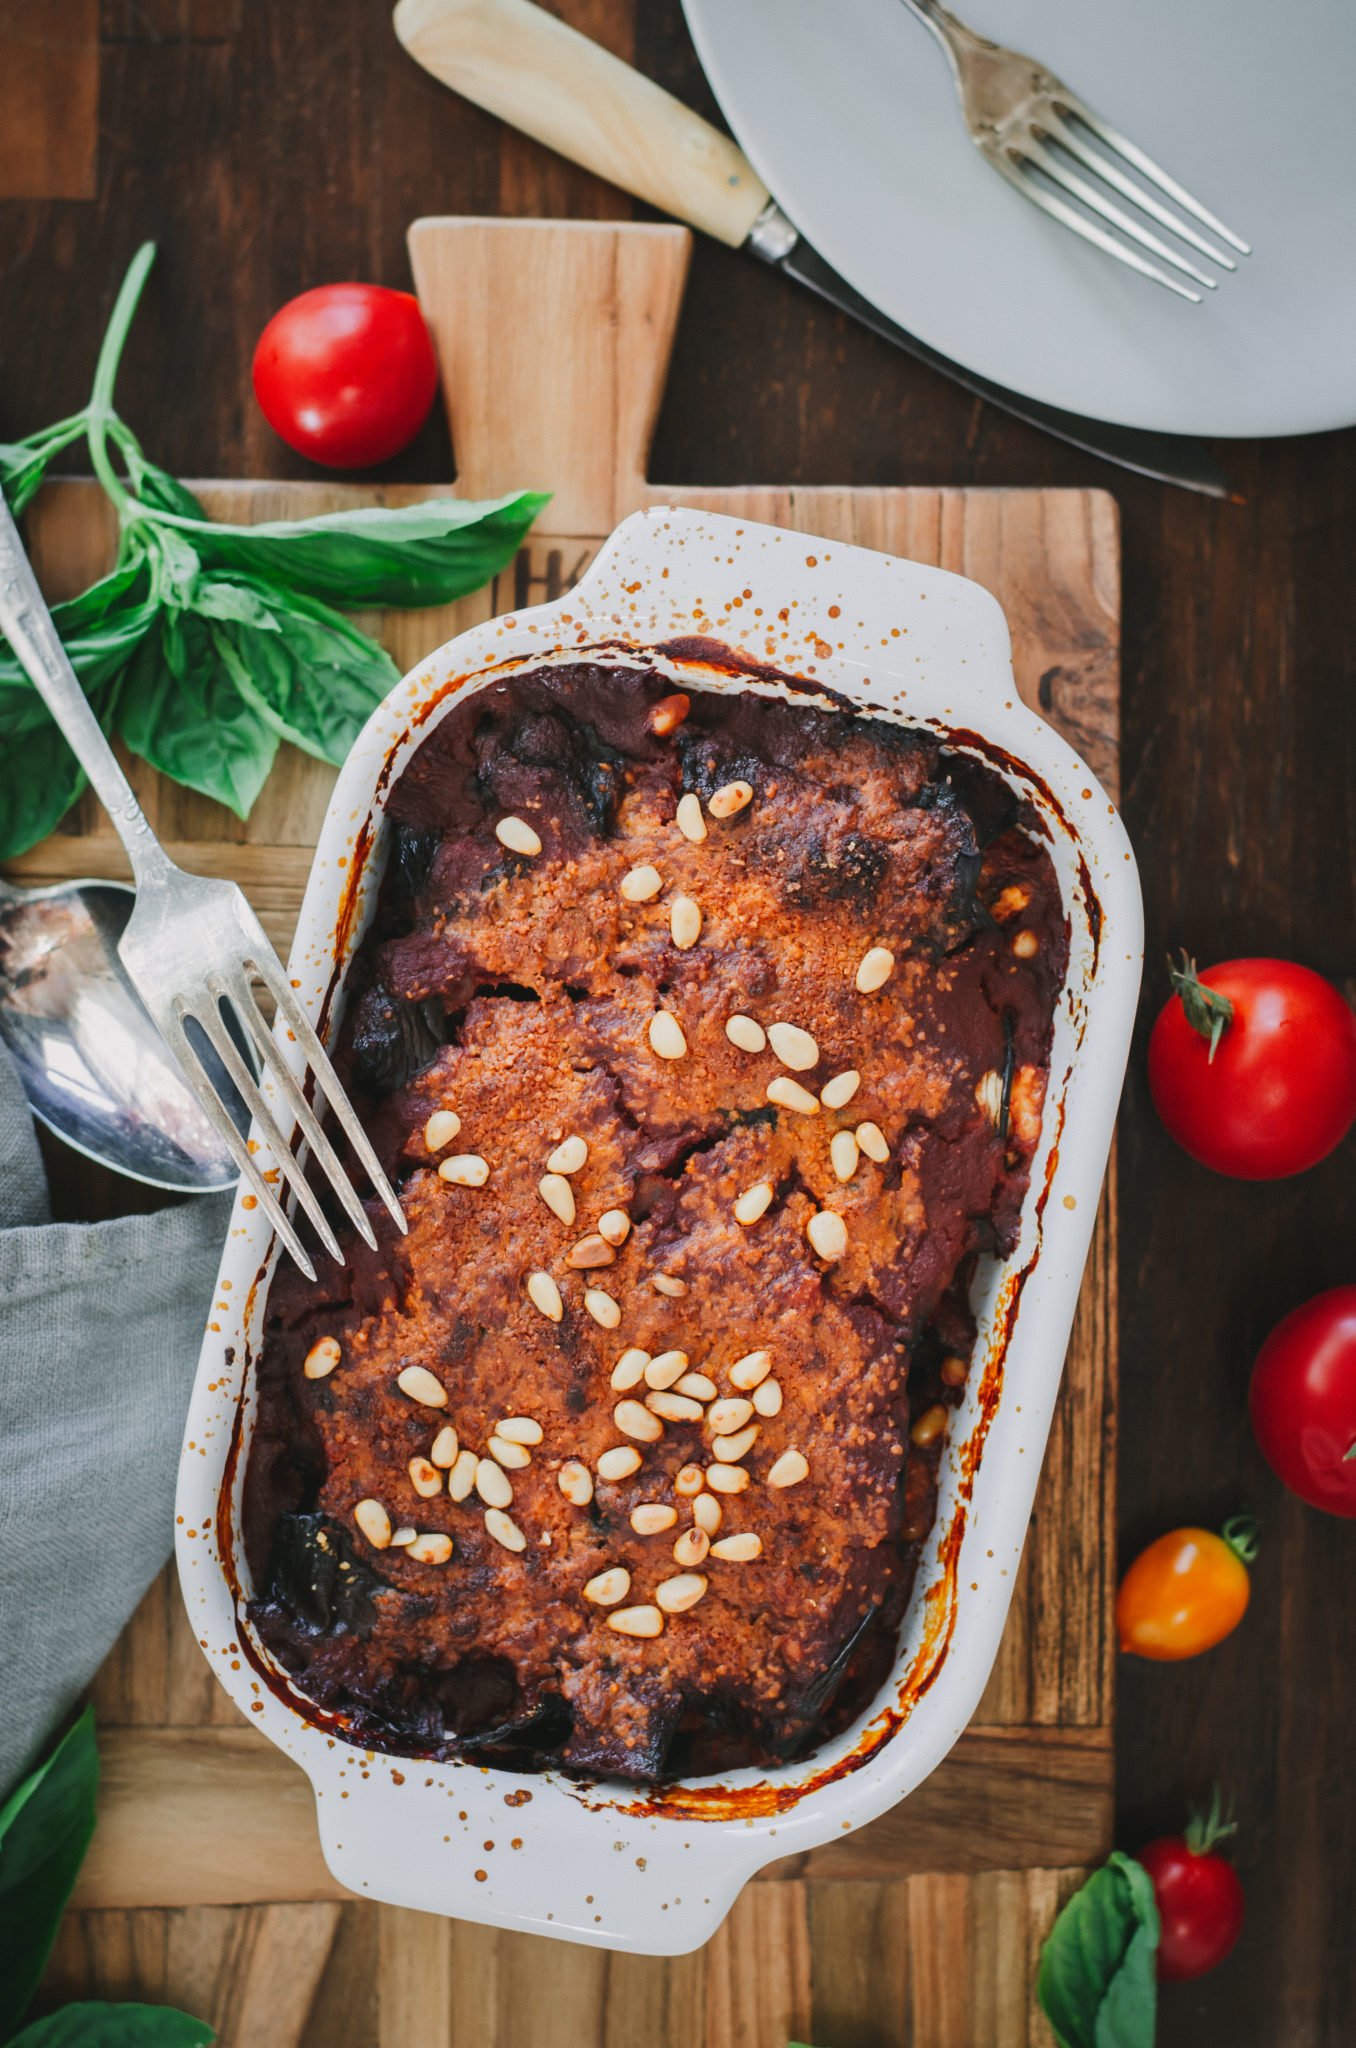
[176,507,1141,1955]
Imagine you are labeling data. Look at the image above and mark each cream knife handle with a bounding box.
[393,0,771,247]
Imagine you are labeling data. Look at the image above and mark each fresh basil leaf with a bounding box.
[0,445,55,521]
[117,611,277,819]
[203,578,394,764]
[0,1709,99,2038]
[0,563,158,704]
[120,456,208,525]
[177,489,549,607]
[0,713,98,861]
[8,2004,215,2047]
[1037,1851,1159,2048]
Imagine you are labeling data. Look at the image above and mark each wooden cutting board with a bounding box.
[20,219,1119,2048]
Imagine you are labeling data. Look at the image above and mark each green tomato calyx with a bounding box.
[1169,951,1234,1064]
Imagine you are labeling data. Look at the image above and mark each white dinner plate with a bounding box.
[681,0,1356,438]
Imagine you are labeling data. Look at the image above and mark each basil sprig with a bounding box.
[0,1709,214,2045]
[1038,1850,1160,2048]
[0,243,548,858]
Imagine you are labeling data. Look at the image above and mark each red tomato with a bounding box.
[1249,1286,1356,1516]
[1139,1825,1245,1982]
[1148,955,1356,1179]
[252,284,438,468]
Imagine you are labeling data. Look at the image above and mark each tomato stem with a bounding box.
[1221,1513,1260,1566]
[1184,1786,1238,1859]
[1168,950,1234,1063]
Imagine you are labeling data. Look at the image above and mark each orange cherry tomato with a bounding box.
[1116,1517,1257,1661]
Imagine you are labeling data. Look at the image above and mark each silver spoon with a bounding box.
[0,875,245,1193]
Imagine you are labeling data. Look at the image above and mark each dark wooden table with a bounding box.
[3,4,1354,2043]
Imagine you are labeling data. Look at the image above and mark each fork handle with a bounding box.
[0,494,170,884]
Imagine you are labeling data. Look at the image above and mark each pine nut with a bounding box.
[975,1070,1003,1128]
[538,1173,576,1224]
[423,1108,461,1152]
[856,1120,890,1163]
[568,1234,615,1269]
[620,863,663,903]
[1012,929,1039,959]
[675,1372,717,1401]
[708,1398,755,1435]
[495,815,542,856]
[676,792,708,843]
[855,946,894,993]
[611,1347,651,1391]
[597,1445,643,1482]
[820,1070,860,1110]
[941,1355,969,1388]
[354,1498,392,1548]
[408,1456,443,1498]
[768,1021,819,1071]
[767,1076,819,1115]
[475,1457,514,1509]
[807,1210,848,1261]
[655,1572,707,1614]
[670,894,702,949]
[674,1526,710,1566]
[648,1011,687,1060]
[608,1604,664,1638]
[711,1532,762,1562]
[675,1463,706,1496]
[448,1448,479,1500]
[559,1461,594,1506]
[708,780,753,819]
[496,1415,543,1445]
[910,1403,949,1448]
[584,1288,621,1328]
[397,1365,448,1408]
[991,883,1032,922]
[614,1400,664,1443]
[303,1336,341,1379]
[692,1492,723,1533]
[485,1508,527,1553]
[725,1013,767,1053]
[649,691,690,736]
[644,1350,689,1389]
[437,1153,489,1187]
[752,1378,783,1418]
[547,1136,588,1175]
[390,1526,417,1547]
[598,1208,631,1246]
[631,1503,678,1534]
[408,1531,453,1564]
[734,1181,774,1226]
[526,1270,563,1321]
[584,1566,631,1606]
[830,1129,860,1182]
[729,1350,773,1390]
[706,1464,751,1495]
[712,1424,759,1463]
[647,1390,704,1423]
[767,1449,809,1488]
[488,1436,531,1470]
[653,1273,688,1297]
[430,1425,459,1467]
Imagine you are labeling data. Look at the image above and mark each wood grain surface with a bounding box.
[1,2,1352,2044]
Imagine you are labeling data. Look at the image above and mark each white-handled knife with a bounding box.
[393,0,1232,497]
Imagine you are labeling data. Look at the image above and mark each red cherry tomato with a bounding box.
[1249,1285,1356,1516]
[1148,955,1356,1179]
[252,284,438,469]
[1139,1814,1245,1982]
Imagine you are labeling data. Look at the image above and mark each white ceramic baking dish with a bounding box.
[176,506,1140,1956]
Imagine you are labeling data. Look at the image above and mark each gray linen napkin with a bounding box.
[0,1038,231,1796]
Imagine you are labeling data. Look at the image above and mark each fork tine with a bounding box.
[192,988,346,1267]
[1019,137,1219,289]
[1058,94,1252,255]
[248,951,407,1236]
[1042,112,1235,270]
[158,1009,317,1281]
[992,155,1203,301]
[227,974,380,1254]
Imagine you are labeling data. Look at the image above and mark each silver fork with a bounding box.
[899,0,1250,302]
[0,493,405,1280]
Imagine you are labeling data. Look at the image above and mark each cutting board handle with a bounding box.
[408,216,691,534]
